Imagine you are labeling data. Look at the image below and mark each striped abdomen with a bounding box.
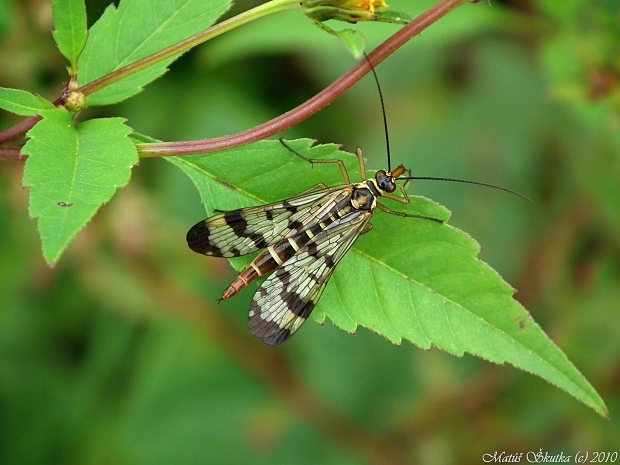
[221,201,353,299]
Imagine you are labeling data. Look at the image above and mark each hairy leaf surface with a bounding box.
[22,109,137,264]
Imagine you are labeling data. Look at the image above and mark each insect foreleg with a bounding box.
[381,183,410,204]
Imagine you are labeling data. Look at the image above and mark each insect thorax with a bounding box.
[351,181,379,211]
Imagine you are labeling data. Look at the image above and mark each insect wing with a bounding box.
[186,187,345,258]
[248,210,371,345]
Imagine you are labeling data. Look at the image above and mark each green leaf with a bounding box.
[374,8,414,24]
[0,87,55,116]
[52,0,88,72]
[22,109,138,264]
[309,19,366,58]
[170,138,607,417]
[332,28,366,59]
[77,0,231,106]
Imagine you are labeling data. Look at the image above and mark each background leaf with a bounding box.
[77,0,231,106]
[170,138,606,416]
[22,109,138,264]
[310,19,368,58]
[0,87,55,116]
[331,28,367,59]
[51,0,88,72]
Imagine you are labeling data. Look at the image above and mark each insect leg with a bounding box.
[355,148,368,181]
[297,183,330,195]
[382,184,444,221]
[402,168,413,190]
[279,139,350,184]
[361,223,373,235]
[376,202,444,223]
[382,183,410,204]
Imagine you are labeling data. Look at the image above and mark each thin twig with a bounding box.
[0,147,25,161]
[138,0,467,157]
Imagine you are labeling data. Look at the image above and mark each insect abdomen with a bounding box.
[221,230,311,299]
[221,209,348,299]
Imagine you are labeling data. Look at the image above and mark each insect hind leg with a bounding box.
[279,138,351,184]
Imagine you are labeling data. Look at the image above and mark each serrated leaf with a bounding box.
[0,87,55,116]
[52,0,88,72]
[78,0,231,106]
[22,109,138,264]
[170,138,607,417]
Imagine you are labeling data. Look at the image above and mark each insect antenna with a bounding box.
[364,53,392,172]
[402,176,533,202]
[363,54,530,203]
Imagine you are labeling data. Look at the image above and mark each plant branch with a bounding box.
[137,0,468,157]
[77,0,300,98]
[0,116,42,146]
[0,0,299,148]
[0,146,24,161]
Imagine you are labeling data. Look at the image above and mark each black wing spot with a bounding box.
[281,200,298,213]
[186,221,214,254]
[285,291,316,318]
[288,220,304,233]
[224,210,248,233]
[249,233,269,250]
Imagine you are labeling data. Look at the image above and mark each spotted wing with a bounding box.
[248,210,372,345]
[186,187,348,258]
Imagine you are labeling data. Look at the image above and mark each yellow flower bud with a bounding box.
[302,0,389,23]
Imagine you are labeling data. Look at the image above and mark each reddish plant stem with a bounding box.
[0,147,24,161]
[138,0,467,157]
[0,116,42,146]
[0,0,467,161]
[0,96,63,149]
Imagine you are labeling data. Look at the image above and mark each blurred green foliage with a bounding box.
[1,0,619,464]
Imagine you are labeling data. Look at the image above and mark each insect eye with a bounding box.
[376,170,396,193]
